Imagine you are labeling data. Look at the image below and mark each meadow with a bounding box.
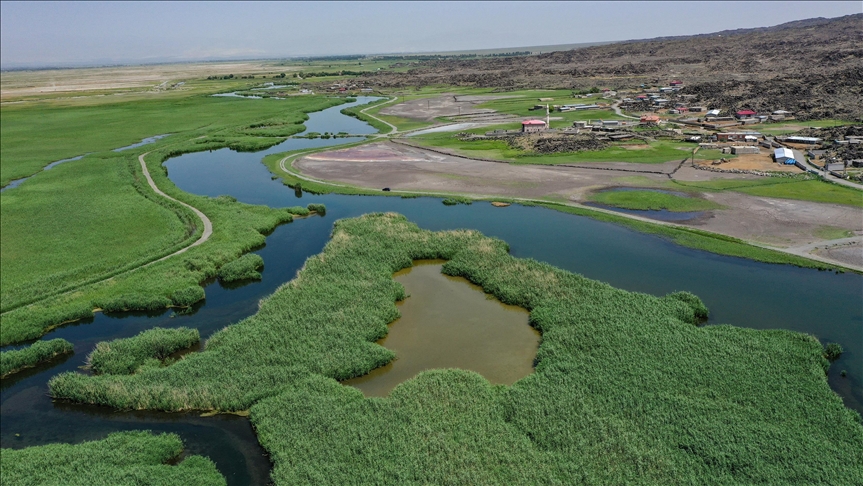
[588,189,723,212]
[0,137,324,345]
[0,431,226,486]
[0,91,342,343]
[88,327,200,375]
[49,213,862,484]
[672,177,863,208]
[0,338,73,378]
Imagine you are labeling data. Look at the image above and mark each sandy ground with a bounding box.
[379,94,519,122]
[0,61,290,100]
[814,243,863,268]
[296,141,863,252]
[698,152,802,172]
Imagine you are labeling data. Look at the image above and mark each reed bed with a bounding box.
[49,213,862,484]
[0,431,225,486]
[0,338,73,378]
[88,327,199,375]
[217,254,264,282]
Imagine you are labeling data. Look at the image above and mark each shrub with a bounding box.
[171,286,205,307]
[306,203,326,215]
[1,339,73,378]
[825,342,844,361]
[217,254,264,282]
[88,327,199,375]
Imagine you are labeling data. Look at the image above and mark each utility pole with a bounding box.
[546,104,550,129]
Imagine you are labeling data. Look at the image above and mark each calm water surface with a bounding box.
[344,261,538,397]
[3,96,860,484]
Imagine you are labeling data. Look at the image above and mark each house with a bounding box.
[774,147,794,164]
[731,146,760,155]
[689,106,705,113]
[670,80,683,86]
[716,132,761,142]
[521,119,547,133]
[706,109,721,116]
[736,110,757,118]
[773,110,793,115]
[640,115,660,125]
[784,136,822,144]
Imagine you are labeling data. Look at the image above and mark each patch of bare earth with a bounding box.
[379,94,519,122]
[296,142,861,248]
[813,243,863,268]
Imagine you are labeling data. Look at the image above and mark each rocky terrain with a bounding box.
[354,14,863,120]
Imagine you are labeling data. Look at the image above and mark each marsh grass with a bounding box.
[218,254,264,282]
[0,338,73,378]
[89,327,200,375]
[0,431,226,486]
[48,213,862,485]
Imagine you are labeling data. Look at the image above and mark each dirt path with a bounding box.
[138,152,212,259]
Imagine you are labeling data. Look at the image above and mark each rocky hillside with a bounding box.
[358,14,863,120]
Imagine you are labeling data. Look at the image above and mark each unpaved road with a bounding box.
[138,152,212,259]
[295,141,863,269]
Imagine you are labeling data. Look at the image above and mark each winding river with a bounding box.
[2,96,860,485]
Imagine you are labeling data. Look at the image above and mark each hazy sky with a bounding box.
[1,1,859,68]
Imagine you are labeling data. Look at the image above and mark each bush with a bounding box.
[217,254,264,282]
[88,327,199,375]
[442,197,472,206]
[95,294,172,313]
[0,338,73,378]
[825,342,844,361]
[306,203,327,215]
[171,286,205,307]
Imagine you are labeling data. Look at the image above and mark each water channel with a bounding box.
[2,96,861,485]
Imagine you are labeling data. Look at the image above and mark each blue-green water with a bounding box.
[3,96,860,485]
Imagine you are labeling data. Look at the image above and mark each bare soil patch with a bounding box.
[698,153,802,172]
[296,142,860,247]
[379,94,518,121]
[813,243,863,268]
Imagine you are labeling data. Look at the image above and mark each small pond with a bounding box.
[344,261,539,397]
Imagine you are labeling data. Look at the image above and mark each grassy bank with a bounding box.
[340,98,394,134]
[0,338,73,378]
[536,202,836,269]
[218,253,265,282]
[1,93,341,344]
[0,431,225,486]
[0,138,324,345]
[589,189,723,212]
[49,213,862,484]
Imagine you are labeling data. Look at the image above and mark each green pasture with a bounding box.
[757,119,857,135]
[672,177,863,208]
[1,94,342,185]
[49,214,863,485]
[588,190,723,212]
[0,431,225,486]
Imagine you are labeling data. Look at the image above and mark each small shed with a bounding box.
[640,115,660,125]
[785,136,822,145]
[521,119,547,133]
[774,147,794,163]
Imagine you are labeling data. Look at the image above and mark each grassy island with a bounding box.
[0,338,74,378]
[589,189,723,212]
[48,213,862,484]
[0,431,226,486]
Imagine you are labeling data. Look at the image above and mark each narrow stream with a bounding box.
[3,95,860,485]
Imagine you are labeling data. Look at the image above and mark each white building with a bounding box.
[774,147,794,163]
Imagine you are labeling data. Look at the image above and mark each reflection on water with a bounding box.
[344,261,539,397]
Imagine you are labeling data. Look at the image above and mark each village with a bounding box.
[476,80,863,185]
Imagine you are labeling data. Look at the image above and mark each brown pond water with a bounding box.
[344,261,540,397]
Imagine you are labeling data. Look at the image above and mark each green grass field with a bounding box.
[48,213,863,484]
[0,431,226,486]
[589,190,723,212]
[673,178,863,208]
[0,94,342,185]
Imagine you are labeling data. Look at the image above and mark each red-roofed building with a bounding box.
[670,80,683,86]
[640,115,660,125]
[521,119,547,133]
[736,110,757,118]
